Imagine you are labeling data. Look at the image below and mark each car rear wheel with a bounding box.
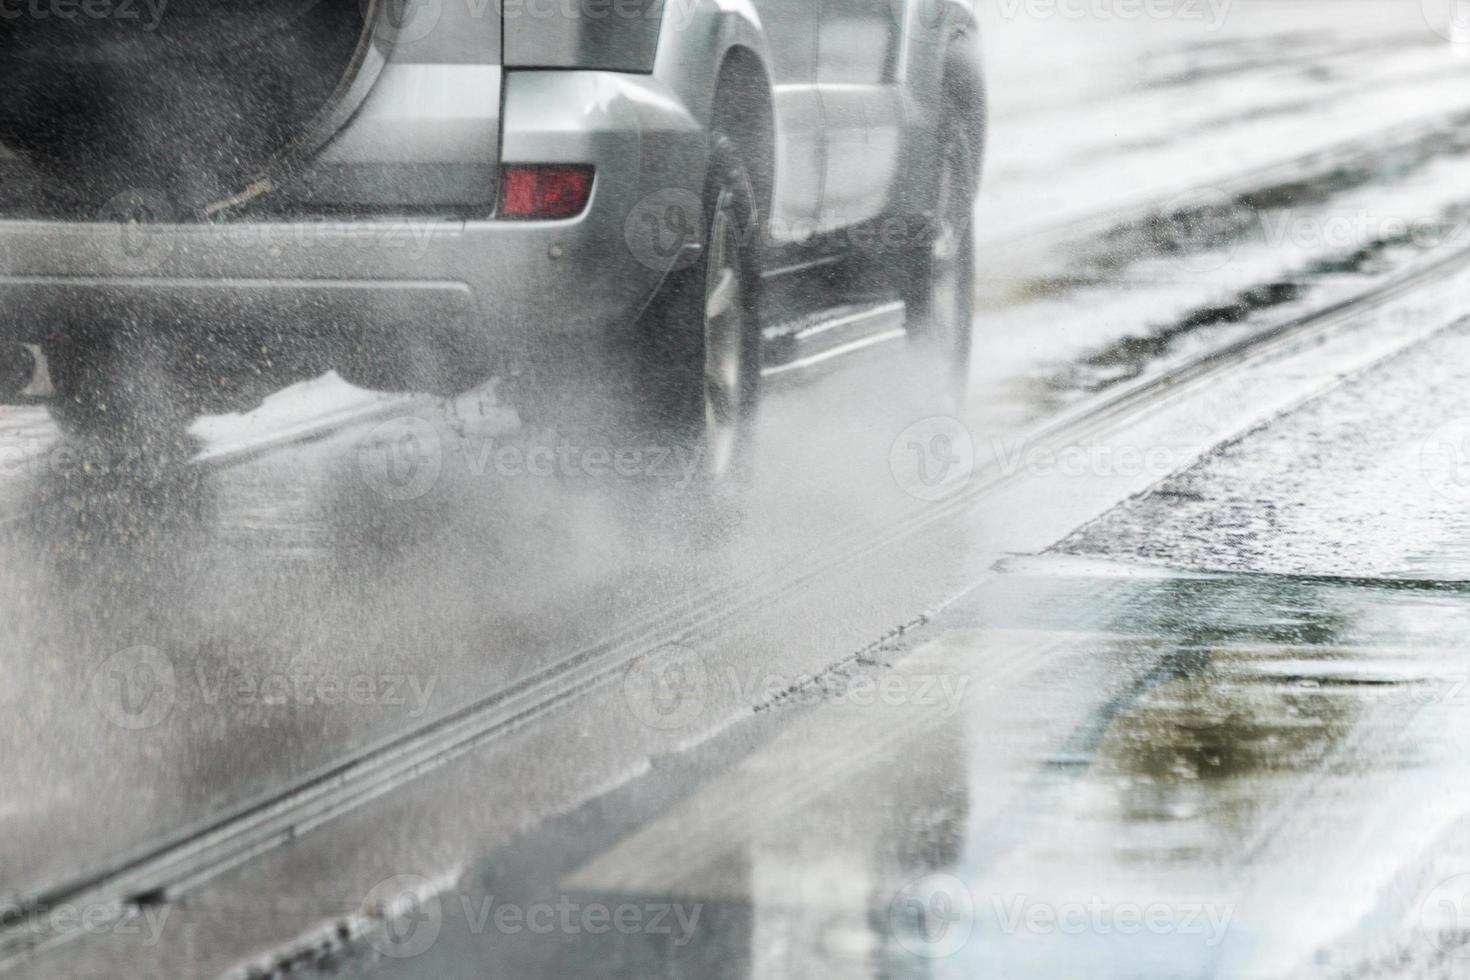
[642,133,763,484]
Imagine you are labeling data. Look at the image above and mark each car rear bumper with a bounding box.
[0,70,706,379]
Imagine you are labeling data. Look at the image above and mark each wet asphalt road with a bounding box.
[11,1,1470,976]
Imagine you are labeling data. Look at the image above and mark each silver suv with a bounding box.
[0,0,984,475]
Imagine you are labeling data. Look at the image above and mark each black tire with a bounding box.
[902,86,978,408]
[640,132,763,483]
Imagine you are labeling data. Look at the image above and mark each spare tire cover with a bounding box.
[0,0,376,213]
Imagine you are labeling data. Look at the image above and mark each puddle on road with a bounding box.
[331,556,1470,980]
[961,561,1470,978]
[960,558,1470,978]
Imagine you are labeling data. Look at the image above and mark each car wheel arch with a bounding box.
[707,44,776,241]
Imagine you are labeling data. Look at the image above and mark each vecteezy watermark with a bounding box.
[0,901,170,948]
[1157,187,1244,273]
[622,648,971,732]
[990,435,1184,481]
[95,188,177,276]
[995,0,1230,29]
[358,875,703,960]
[1423,0,1470,45]
[90,646,178,730]
[893,422,1204,502]
[361,875,445,959]
[370,0,698,48]
[887,877,1234,959]
[0,0,167,28]
[987,896,1234,946]
[193,665,438,718]
[357,416,445,503]
[1419,873,1470,956]
[357,416,708,501]
[1256,209,1470,252]
[624,189,948,273]
[888,874,976,959]
[455,895,702,946]
[1420,417,1470,500]
[95,189,457,275]
[625,188,705,273]
[911,0,952,44]
[0,433,65,481]
[752,666,971,715]
[1157,194,1470,274]
[455,436,704,487]
[622,644,709,731]
[500,0,694,26]
[890,417,976,502]
[90,646,439,728]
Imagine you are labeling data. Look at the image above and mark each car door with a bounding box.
[756,3,824,243]
[817,0,905,231]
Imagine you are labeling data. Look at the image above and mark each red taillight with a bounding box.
[498,165,595,220]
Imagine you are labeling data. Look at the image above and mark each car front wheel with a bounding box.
[904,96,979,409]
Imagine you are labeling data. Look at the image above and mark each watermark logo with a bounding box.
[1419,873,1470,956]
[757,668,971,716]
[455,894,703,944]
[362,875,444,959]
[989,434,1184,481]
[358,422,706,496]
[368,0,442,44]
[889,874,975,958]
[1257,208,1462,252]
[625,188,705,273]
[90,646,176,730]
[0,0,168,29]
[96,188,176,275]
[3,901,170,947]
[891,417,975,502]
[1421,417,1470,500]
[354,879,703,960]
[1424,0,1470,45]
[1149,198,1467,273]
[193,665,439,718]
[622,644,709,731]
[990,895,1234,945]
[366,0,700,48]
[996,0,1230,28]
[624,190,957,273]
[358,416,444,502]
[1157,186,1242,273]
[915,0,947,34]
[458,437,704,487]
[622,656,970,732]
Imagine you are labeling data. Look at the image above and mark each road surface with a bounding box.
[5,1,1470,977]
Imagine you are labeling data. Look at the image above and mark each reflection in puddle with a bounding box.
[359,559,1470,979]
[1098,645,1358,848]
[959,561,1470,979]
